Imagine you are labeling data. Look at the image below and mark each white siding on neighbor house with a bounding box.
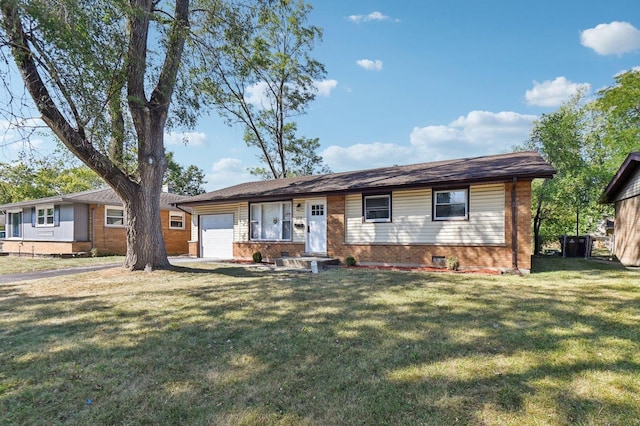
[345,184,505,245]
[615,167,640,201]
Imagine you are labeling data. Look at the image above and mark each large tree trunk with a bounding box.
[1,0,189,271]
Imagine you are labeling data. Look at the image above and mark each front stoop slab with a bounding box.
[275,256,340,270]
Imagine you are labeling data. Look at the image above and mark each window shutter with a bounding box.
[31,207,36,227]
[54,205,60,226]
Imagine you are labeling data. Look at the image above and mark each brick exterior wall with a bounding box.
[90,205,190,256]
[326,180,534,271]
[1,205,190,256]
[0,240,92,256]
[234,242,305,263]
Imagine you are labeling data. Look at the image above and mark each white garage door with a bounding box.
[201,214,234,258]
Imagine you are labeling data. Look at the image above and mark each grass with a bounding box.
[0,257,639,425]
[0,255,124,274]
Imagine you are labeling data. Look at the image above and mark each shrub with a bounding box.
[252,251,263,263]
[446,256,459,271]
[345,256,356,267]
[90,248,99,258]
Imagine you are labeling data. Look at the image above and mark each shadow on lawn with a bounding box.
[1,264,639,424]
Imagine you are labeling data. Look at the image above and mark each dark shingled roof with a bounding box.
[179,151,556,206]
[602,152,640,203]
[0,187,190,210]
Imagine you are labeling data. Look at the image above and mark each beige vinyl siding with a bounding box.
[345,184,505,245]
[191,203,243,242]
[292,198,306,243]
[615,167,640,201]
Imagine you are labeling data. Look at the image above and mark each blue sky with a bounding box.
[3,0,640,191]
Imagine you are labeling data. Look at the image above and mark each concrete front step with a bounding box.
[275,256,340,270]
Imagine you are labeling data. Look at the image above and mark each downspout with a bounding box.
[511,177,520,274]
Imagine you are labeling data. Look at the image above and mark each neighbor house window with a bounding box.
[169,211,185,229]
[37,205,55,227]
[105,206,125,227]
[364,194,391,222]
[433,189,468,220]
[250,201,292,241]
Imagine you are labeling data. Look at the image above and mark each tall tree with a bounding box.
[194,0,330,179]
[521,90,609,254]
[0,0,190,270]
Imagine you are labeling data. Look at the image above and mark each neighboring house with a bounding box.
[602,152,640,266]
[0,188,191,256]
[177,151,556,272]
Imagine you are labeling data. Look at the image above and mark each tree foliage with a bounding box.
[164,151,207,196]
[521,70,640,254]
[0,154,104,204]
[193,0,330,179]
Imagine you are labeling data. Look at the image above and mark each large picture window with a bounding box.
[433,189,468,220]
[364,194,391,222]
[250,201,292,241]
[105,206,125,227]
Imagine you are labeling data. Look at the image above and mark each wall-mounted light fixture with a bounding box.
[296,203,302,212]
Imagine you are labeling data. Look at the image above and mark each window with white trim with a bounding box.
[37,205,55,227]
[433,189,468,220]
[250,201,292,241]
[364,194,391,222]
[169,211,185,229]
[105,206,125,227]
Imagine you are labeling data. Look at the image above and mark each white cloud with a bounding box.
[409,111,536,159]
[164,131,207,147]
[525,77,591,107]
[322,142,412,172]
[356,59,383,71]
[348,11,393,23]
[580,21,640,55]
[245,81,271,108]
[245,79,338,108]
[205,158,254,191]
[321,110,537,173]
[314,79,338,97]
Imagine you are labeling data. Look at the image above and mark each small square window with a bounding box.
[105,206,125,227]
[169,212,185,229]
[36,205,55,227]
[311,204,324,216]
[433,189,468,220]
[364,194,391,222]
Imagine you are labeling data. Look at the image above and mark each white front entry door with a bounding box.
[306,200,327,254]
[200,214,234,258]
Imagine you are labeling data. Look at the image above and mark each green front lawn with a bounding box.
[1,258,638,425]
[0,255,124,274]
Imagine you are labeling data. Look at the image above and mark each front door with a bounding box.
[306,200,327,254]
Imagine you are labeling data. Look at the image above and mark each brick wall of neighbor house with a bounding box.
[614,195,640,266]
[327,180,534,271]
[0,240,92,255]
[90,205,190,256]
[234,242,306,263]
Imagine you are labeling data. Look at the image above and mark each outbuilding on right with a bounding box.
[603,152,640,266]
